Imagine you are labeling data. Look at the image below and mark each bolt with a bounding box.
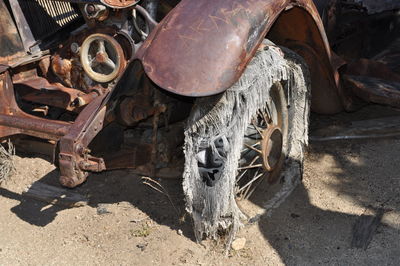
[70,42,80,54]
[86,4,96,15]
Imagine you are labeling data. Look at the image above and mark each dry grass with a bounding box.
[131,224,152,238]
[141,176,180,215]
[0,141,15,184]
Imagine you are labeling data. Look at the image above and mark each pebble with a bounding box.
[97,205,111,215]
[231,238,246,250]
[177,229,183,236]
[137,243,148,252]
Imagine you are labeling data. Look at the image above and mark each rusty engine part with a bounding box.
[83,4,109,21]
[117,77,155,126]
[344,75,400,108]
[49,26,131,90]
[0,0,180,188]
[322,1,400,108]
[0,0,136,188]
[51,55,73,87]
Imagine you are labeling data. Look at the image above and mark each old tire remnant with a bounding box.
[183,41,311,245]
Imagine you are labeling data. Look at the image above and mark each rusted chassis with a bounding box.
[0,67,105,187]
[0,0,343,188]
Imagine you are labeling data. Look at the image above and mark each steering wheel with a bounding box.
[80,33,125,83]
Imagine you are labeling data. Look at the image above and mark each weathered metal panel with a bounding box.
[0,0,25,64]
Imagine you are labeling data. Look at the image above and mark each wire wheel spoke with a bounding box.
[236,100,283,199]
[237,172,264,194]
[251,121,264,139]
[238,164,263,170]
[241,141,260,153]
[236,111,267,198]
[260,108,271,125]
[244,143,262,154]
[234,84,287,201]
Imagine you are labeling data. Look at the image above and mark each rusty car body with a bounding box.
[0,0,399,243]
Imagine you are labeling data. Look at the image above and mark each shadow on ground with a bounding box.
[248,105,400,264]
[0,166,192,238]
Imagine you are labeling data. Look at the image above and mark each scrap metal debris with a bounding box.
[311,115,400,141]
[327,1,400,108]
[344,75,400,108]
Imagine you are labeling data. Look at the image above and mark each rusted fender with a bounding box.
[134,0,338,99]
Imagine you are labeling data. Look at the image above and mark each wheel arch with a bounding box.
[267,5,344,114]
[133,0,344,114]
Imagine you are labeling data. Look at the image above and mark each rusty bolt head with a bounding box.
[86,4,96,15]
[70,42,80,54]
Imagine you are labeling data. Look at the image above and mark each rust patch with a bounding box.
[101,0,138,8]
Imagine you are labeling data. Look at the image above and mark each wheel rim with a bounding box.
[235,84,288,200]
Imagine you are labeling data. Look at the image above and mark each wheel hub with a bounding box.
[95,52,107,63]
[261,125,283,172]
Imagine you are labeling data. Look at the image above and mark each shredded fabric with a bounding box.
[183,42,311,245]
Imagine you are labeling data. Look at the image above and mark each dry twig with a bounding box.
[141,176,180,215]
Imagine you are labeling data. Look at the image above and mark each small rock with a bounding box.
[97,204,111,215]
[290,213,300,218]
[83,234,89,242]
[177,229,183,236]
[137,243,148,252]
[231,238,246,251]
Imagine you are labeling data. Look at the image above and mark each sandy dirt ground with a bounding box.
[0,105,399,265]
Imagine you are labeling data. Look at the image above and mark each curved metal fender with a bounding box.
[134,0,337,98]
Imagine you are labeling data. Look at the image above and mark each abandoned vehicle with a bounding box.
[0,0,399,245]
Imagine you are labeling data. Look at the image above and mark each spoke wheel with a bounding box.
[183,42,310,241]
[235,83,288,200]
[80,33,125,83]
